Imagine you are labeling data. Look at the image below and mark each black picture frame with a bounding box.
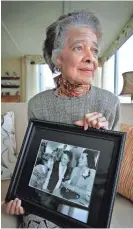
[5,120,126,228]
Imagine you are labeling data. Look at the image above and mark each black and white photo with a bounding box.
[29,139,100,208]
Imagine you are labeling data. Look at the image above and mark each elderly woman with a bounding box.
[4,10,120,228]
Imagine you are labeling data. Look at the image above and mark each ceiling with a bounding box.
[1,1,133,58]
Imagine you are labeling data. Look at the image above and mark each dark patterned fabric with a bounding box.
[56,75,90,97]
[19,214,60,228]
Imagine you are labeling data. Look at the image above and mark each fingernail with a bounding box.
[15,198,19,201]
[84,126,87,131]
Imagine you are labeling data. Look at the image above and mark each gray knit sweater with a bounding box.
[23,86,120,227]
[28,86,120,130]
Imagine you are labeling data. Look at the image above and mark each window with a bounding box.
[103,55,115,93]
[37,64,56,93]
[102,35,133,103]
[117,35,133,103]
[92,67,102,88]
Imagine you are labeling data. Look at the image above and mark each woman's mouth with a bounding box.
[80,68,93,72]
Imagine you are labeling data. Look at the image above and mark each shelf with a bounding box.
[1,95,20,97]
[1,95,20,102]
[1,76,20,80]
[1,85,20,88]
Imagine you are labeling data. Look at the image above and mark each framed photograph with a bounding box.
[5,120,126,228]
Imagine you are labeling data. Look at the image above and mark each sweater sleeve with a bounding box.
[112,99,120,130]
[28,99,36,122]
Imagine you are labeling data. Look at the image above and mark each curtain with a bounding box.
[92,67,102,88]
[101,62,108,90]
[101,55,115,93]
[39,64,55,92]
[25,57,38,102]
[25,55,56,102]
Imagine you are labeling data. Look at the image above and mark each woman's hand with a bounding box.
[75,112,108,130]
[1,198,25,215]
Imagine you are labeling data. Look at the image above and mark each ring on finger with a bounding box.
[97,118,100,122]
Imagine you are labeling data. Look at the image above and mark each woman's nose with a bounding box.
[83,49,94,63]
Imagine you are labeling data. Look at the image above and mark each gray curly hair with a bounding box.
[43,10,102,73]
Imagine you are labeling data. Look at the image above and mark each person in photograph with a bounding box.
[40,141,47,154]
[55,144,68,161]
[4,10,120,228]
[69,146,84,168]
[46,150,73,193]
[35,141,48,165]
[62,149,96,203]
[41,147,60,190]
[30,144,56,190]
[29,154,54,190]
[56,149,97,223]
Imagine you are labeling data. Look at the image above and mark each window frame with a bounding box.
[107,34,133,103]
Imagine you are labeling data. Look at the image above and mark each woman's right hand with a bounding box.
[1,198,25,215]
[75,112,108,130]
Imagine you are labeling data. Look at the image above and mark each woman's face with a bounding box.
[61,153,70,166]
[41,151,52,163]
[78,153,88,168]
[52,149,58,159]
[57,27,99,85]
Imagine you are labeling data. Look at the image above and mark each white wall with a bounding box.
[120,104,133,125]
[1,1,64,57]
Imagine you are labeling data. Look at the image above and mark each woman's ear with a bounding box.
[56,55,62,69]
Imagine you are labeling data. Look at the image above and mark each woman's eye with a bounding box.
[92,48,99,55]
[74,46,83,51]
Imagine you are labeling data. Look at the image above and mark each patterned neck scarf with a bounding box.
[55,75,91,97]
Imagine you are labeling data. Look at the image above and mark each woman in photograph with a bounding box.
[62,149,96,203]
[4,10,120,228]
[59,149,96,223]
[53,144,68,162]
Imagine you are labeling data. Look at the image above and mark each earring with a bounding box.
[54,67,60,73]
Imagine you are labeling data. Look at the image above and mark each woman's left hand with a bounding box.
[75,112,108,130]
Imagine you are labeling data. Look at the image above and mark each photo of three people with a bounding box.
[29,139,100,208]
